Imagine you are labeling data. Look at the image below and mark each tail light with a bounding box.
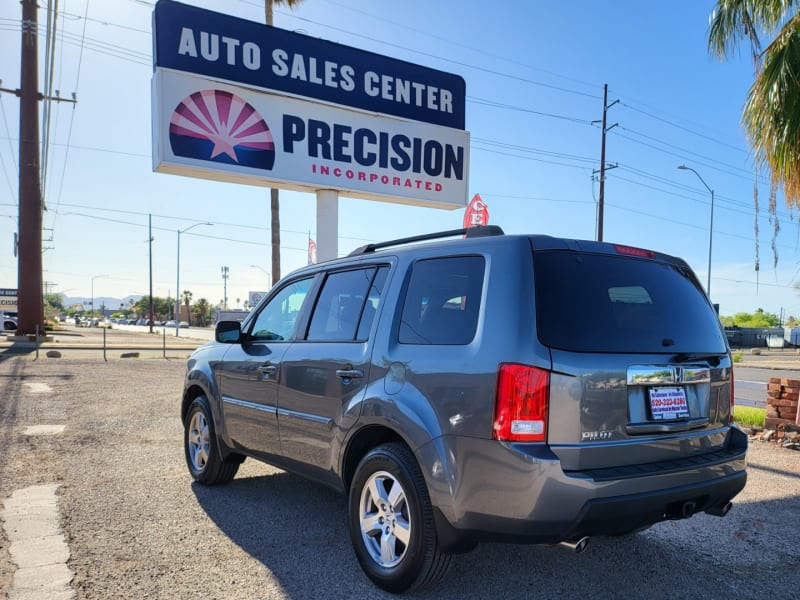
[493,364,549,442]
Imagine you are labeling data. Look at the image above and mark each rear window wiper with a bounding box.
[672,352,725,366]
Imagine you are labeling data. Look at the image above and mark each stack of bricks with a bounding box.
[766,377,800,429]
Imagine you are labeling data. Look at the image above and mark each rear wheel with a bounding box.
[184,395,240,484]
[348,443,451,593]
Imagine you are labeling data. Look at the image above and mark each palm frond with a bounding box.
[709,0,763,61]
[743,12,800,207]
[708,0,799,62]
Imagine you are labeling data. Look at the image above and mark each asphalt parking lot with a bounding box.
[0,356,798,600]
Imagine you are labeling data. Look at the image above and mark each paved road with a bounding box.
[734,365,800,408]
[0,358,797,599]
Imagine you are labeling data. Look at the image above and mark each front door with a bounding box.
[219,277,315,457]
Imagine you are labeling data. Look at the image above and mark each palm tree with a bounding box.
[709,1,800,209]
[194,297,210,327]
[182,290,193,323]
[266,0,305,286]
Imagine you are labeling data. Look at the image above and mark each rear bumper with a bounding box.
[419,427,747,550]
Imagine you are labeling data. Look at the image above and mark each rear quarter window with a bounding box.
[534,251,726,353]
[399,256,485,345]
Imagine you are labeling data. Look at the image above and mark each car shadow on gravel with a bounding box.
[191,469,788,600]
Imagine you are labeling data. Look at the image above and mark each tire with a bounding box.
[348,443,451,593]
[183,395,240,485]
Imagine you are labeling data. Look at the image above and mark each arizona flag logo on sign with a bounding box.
[463,194,489,228]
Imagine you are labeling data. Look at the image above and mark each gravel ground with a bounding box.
[0,357,797,599]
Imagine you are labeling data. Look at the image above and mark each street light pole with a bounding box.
[176,222,212,337]
[677,165,714,298]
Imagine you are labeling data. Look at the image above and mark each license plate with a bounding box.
[648,387,690,420]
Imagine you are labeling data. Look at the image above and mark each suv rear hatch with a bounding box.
[531,239,733,471]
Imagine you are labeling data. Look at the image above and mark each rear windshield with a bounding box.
[534,250,726,353]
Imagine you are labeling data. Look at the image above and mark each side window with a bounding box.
[307,268,376,341]
[249,278,313,342]
[399,256,485,345]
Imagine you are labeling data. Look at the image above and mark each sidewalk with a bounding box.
[735,349,800,371]
[0,325,206,359]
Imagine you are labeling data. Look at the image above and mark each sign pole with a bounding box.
[316,190,338,263]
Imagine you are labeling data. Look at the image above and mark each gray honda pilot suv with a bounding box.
[182,226,747,593]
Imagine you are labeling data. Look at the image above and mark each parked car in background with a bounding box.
[2,313,17,331]
[181,226,747,593]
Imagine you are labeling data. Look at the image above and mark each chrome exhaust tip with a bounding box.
[704,501,732,517]
[558,536,590,554]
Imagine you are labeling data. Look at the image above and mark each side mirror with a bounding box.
[215,320,242,343]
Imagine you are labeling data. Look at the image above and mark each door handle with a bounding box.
[258,365,278,381]
[336,369,364,381]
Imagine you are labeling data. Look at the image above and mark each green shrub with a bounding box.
[732,352,743,363]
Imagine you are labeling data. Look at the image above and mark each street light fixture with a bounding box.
[176,222,213,337]
[249,264,271,287]
[677,165,715,298]
[90,275,109,318]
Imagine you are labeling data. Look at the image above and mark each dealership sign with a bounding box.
[152,0,469,208]
[0,288,17,312]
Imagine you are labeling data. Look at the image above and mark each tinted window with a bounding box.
[249,278,313,342]
[534,251,726,353]
[307,268,375,341]
[399,256,484,345]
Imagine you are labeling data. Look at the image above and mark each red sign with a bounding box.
[463,194,489,228]
[308,238,317,265]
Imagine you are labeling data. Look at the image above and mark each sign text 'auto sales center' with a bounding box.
[151,0,469,208]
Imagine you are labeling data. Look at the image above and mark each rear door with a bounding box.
[277,266,389,479]
[534,245,732,470]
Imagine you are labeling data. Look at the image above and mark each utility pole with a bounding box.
[265,0,281,286]
[221,266,229,309]
[16,0,43,336]
[3,0,76,336]
[592,84,618,242]
[149,214,154,333]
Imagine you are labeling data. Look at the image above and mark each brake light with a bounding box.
[613,244,655,258]
[493,364,549,442]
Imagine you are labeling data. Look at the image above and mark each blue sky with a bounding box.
[0,0,797,317]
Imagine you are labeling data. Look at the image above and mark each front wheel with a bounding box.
[184,395,240,485]
[348,443,451,593]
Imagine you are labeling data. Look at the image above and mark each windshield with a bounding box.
[533,250,727,354]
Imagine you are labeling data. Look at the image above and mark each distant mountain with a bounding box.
[63,295,142,312]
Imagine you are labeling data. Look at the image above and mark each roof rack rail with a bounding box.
[348,225,505,256]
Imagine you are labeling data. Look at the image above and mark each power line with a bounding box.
[58,9,150,35]
[0,95,17,194]
[470,145,593,171]
[615,163,795,221]
[270,12,602,101]
[312,0,600,93]
[49,0,90,238]
[617,125,759,180]
[472,137,597,163]
[620,102,747,154]
[611,129,755,183]
[55,209,311,252]
[468,96,594,125]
